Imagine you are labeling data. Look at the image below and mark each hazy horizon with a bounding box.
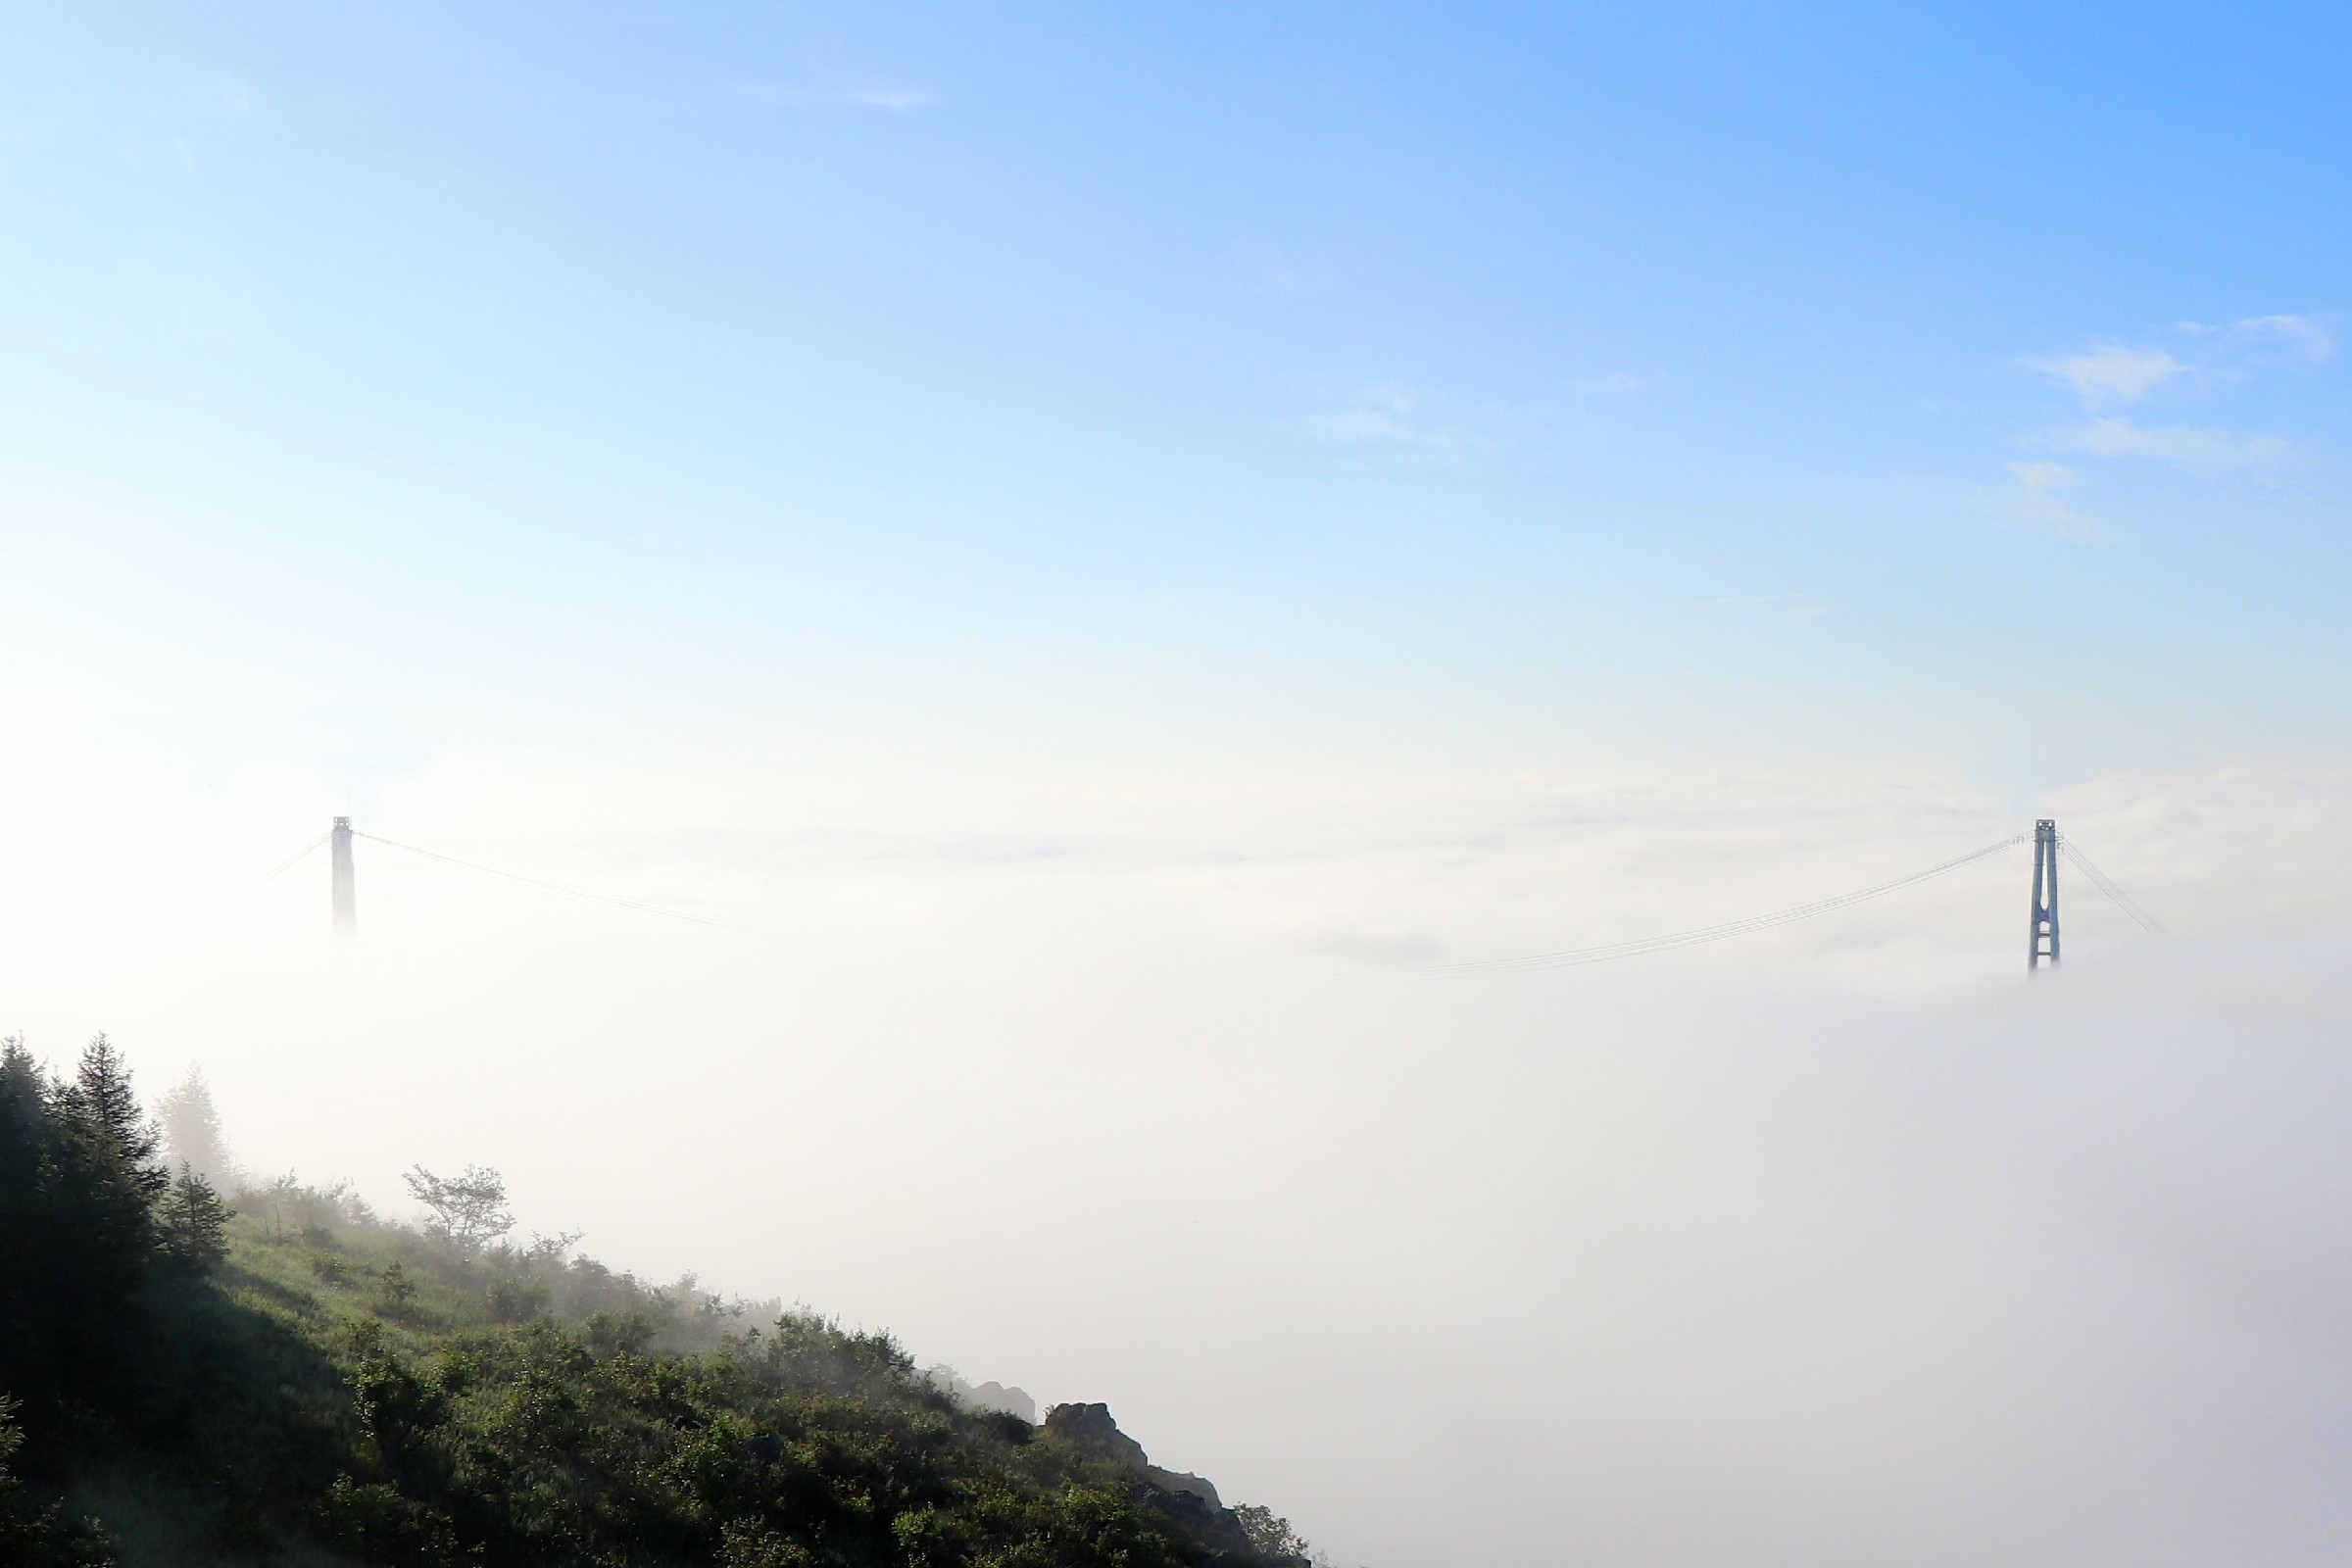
[11,749,2351,1563]
[8,3,2352,1563]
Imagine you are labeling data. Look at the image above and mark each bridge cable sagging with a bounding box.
[258,833,330,886]
[1449,833,2031,973]
[2055,834,2170,937]
[350,830,728,929]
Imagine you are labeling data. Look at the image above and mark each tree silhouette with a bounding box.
[403,1162,514,1254]
[159,1164,234,1271]
[155,1066,235,1188]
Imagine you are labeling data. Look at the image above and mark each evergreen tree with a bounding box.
[2,1037,172,1406]
[154,1066,235,1188]
[0,1040,52,1370]
[49,1037,168,1280]
[66,1037,166,1194]
[158,1165,233,1272]
[0,1038,48,1221]
[0,1036,44,1140]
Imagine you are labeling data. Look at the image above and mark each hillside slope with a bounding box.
[0,1038,1316,1567]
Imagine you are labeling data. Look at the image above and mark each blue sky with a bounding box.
[14,14,2352,1563]
[6,3,2349,801]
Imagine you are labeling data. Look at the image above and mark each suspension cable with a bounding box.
[257,833,329,885]
[352,831,728,929]
[1447,833,2030,972]
[2056,834,2169,937]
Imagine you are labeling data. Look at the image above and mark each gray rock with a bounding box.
[1045,1403,1271,1560]
[1043,1401,1149,1467]
[924,1365,1040,1424]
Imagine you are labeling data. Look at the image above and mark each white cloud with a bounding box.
[2060,416,2289,469]
[843,86,935,111]
[1698,593,1828,618]
[1303,408,1424,445]
[738,83,936,111]
[186,69,254,122]
[2028,344,2185,407]
[1301,381,1452,450]
[2227,313,2334,364]
[1998,461,2112,542]
[2028,314,2332,421]
[1571,371,1645,398]
[2010,316,2319,488]
[2180,314,2334,364]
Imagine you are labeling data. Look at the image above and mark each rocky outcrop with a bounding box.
[1148,1466,1222,1511]
[925,1365,1039,1424]
[1043,1402,1266,1559]
[1042,1401,1150,1466]
[1129,1475,1256,1558]
[965,1379,1037,1424]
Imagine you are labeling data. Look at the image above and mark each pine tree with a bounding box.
[0,1040,53,1386]
[0,1038,48,1220]
[154,1066,235,1188]
[41,1037,169,1326]
[0,1036,44,1131]
[64,1037,167,1203]
[158,1165,233,1272]
[0,1038,165,1415]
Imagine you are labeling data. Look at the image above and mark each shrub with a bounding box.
[374,1262,418,1319]
[721,1517,814,1568]
[484,1275,549,1324]
[434,1348,480,1396]
[316,1474,460,1567]
[0,1392,118,1566]
[582,1309,655,1358]
[349,1348,447,1451]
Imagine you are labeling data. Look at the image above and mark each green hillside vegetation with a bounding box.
[0,1036,1320,1567]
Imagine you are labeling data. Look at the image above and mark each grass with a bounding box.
[34,1205,1288,1567]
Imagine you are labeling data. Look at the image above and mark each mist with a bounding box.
[8,7,2351,1560]
[9,738,2350,1565]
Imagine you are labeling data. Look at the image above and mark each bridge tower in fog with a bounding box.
[2027,818,2059,971]
[331,816,356,936]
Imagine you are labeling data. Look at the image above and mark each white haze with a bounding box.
[5,706,2352,1563]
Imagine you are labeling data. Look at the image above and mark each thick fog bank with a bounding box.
[1267,955,2352,1565]
[9,750,2350,1565]
[21,942,2338,1565]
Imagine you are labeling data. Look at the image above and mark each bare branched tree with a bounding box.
[526,1228,584,1263]
[403,1162,514,1254]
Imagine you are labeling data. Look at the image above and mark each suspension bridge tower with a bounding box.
[2028,818,2059,970]
[331,816,356,936]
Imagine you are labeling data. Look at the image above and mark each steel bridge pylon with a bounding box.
[2028,818,2059,971]
[331,816,356,937]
